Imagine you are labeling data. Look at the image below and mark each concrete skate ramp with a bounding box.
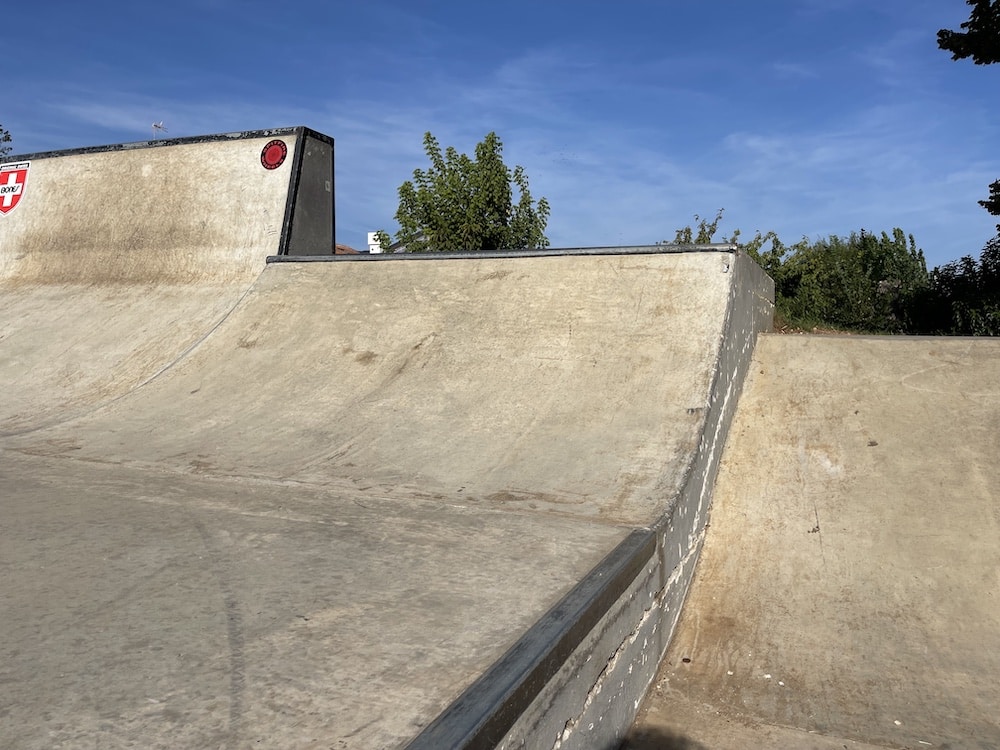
[628,335,1000,749]
[0,246,772,749]
[7,253,740,512]
[0,127,333,434]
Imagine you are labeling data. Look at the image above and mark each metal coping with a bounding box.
[405,529,657,750]
[267,244,737,263]
[0,126,334,163]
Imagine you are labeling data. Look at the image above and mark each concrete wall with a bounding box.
[0,126,334,285]
[0,128,334,434]
[630,334,1000,748]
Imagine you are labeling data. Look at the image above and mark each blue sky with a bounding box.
[4,0,998,267]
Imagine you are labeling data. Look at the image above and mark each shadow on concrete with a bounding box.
[618,726,709,750]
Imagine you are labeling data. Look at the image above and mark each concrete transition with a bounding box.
[627,335,1000,749]
[0,129,772,749]
[0,127,334,433]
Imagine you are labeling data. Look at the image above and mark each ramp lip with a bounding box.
[404,529,657,750]
[762,331,1000,343]
[1,126,331,162]
[266,244,737,263]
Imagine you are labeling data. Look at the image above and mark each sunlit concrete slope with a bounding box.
[0,127,333,434]
[628,335,1000,749]
[10,252,731,523]
[0,248,772,749]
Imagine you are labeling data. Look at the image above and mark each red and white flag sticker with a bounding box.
[0,161,29,215]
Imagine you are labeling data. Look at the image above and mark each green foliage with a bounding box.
[669,212,932,334]
[979,179,1000,229]
[384,131,550,253]
[667,208,794,289]
[759,225,1000,336]
[667,208,733,245]
[736,229,795,282]
[938,0,1000,65]
[670,206,1000,335]
[918,234,1000,335]
[776,230,929,333]
[939,1,1000,241]
[0,123,11,157]
[372,230,392,252]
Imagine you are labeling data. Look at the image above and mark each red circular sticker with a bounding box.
[261,140,287,170]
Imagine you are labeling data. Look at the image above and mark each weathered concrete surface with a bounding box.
[0,282,262,434]
[627,335,1000,749]
[0,249,768,749]
[0,130,320,285]
[489,249,772,750]
[0,128,332,434]
[1,451,625,749]
[5,254,729,520]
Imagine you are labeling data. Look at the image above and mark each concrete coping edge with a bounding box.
[266,244,737,263]
[404,530,657,750]
[1,126,332,163]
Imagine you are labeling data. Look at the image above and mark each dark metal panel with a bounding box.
[281,129,335,256]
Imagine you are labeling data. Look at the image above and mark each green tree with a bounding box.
[979,179,1000,230]
[939,2,1000,234]
[382,131,550,253]
[0,123,12,157]
[664,209,786,268]
[918,234,1000,335]
[667,208,732,245]
[667,211,933,333]
[776,229,929,333]
[938,0,1000,65]
[666,208,797,295]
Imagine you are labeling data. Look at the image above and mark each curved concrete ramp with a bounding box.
[628,335,1000,749]
[0,127,334,435]
[0,281,262,435]
[0,247,771,749]
[10,253,729,517]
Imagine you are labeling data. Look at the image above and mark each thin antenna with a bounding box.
[152,121,168,140]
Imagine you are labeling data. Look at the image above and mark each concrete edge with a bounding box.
[763,332,1000,342]
[404,251,775,750]
[0,126,333,163]
[266,245,738,263]
[405,530,656,750]
[277,131,310,257]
